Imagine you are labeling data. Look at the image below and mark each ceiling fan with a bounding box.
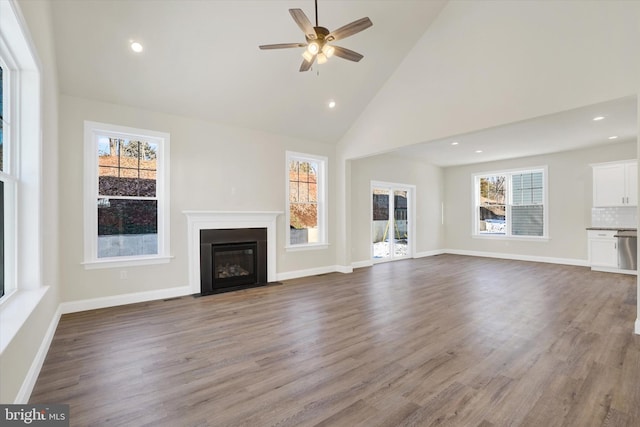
[259,0,373,72]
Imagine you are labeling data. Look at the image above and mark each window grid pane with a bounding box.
[478,175,507,234]
[97,199,158,258]
[98,137,157,197]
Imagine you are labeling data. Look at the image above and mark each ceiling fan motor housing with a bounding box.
[307,26,330,44]
[258,4,373,72]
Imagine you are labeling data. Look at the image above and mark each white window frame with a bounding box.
[370,181,416,262]
[285,151,328,251]
[0,0,47,357]
[83,121,171,269]
[0,51,17,301]
[472,166,549,240]
[0,0,42,306]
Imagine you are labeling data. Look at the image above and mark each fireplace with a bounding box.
[184,211,280,295]
[200,228,267,295]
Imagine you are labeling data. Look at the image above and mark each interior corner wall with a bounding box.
[338,0,640,160]
[637,97,640,335]
[443,141,637,262]
[58,95,336,304]
[0,0,60,404]
[350,154,444,265]
[334,157,351,268]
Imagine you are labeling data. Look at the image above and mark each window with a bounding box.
[473,167,547,238]
[0,0,42,315]
[84,121,170,268]
[286,151,327,249]
[1,55,17,300]
[0,62,6,298]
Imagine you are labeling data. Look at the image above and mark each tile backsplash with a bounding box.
[591,206,638,228]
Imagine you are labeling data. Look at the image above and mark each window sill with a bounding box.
[0,286,50,355]
[285,243,330,252]
[472,234,550,242]
[82,255,173,270]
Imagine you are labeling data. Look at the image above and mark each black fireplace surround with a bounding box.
[200,228,267,295]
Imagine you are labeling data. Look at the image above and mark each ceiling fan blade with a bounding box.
[326,17,372,42]
[289,9,317,40]
[299,56,315,72]
[332,46,364,62]
[259,43,307,50]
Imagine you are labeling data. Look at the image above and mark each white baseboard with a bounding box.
[59,285,193,314]
[352,250,444,269]
[276,265,350,281]
[15,305,62,404]
[334,265,354,274]
[414,249,446,258]
[444,249,589,267]
[351,260,373,269]
[590,266,637,276]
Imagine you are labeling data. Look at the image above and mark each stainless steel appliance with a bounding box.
[615,230,637,271]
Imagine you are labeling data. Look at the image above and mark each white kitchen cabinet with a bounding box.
[588,230,618,269]
[624,161,637,206]
[592,161,637,207]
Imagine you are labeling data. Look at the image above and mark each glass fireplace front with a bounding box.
[212,242,257,288]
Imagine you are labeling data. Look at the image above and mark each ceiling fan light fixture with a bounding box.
[259,1,373,72]
[322,44,335,58]
[307,41,320,55]
[302,50,314,62]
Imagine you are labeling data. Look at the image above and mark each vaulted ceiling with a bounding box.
[49,1,638,166]
[50,0,447,144]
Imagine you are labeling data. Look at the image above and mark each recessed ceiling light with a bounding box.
[608,135,618,140]
[475,150,483,153]
[451,141,459,146]
[130,41,143,53]
[593,116,605,121]
[328,100,336,109]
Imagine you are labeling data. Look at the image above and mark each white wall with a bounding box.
[338,0,640,159]
[337,0,640,267]
[443,141,637,263]
[350,154,444,265]
[58,95,337,303]
[0,0,60,404]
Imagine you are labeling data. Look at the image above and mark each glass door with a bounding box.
[371,183,412,262]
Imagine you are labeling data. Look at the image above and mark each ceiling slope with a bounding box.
[50,0,447,144]
[339,0,640,164]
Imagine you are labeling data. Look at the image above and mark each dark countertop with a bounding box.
[587,227,637,231]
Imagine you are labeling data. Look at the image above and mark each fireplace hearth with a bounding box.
[200,228,267,295]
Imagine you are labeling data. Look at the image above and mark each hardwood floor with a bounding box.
[30,255,640,426]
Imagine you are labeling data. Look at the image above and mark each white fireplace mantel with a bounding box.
[184,211,282,294]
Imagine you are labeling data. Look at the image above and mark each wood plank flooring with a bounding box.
[30,255,640,426]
